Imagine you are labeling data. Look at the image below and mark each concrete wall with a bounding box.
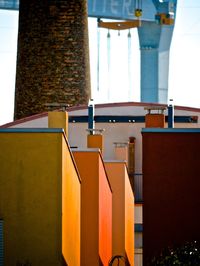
[142,128,200,265]
[0,129,81,265]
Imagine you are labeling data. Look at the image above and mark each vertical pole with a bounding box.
[88,100,95,134]
[168,99,174,128]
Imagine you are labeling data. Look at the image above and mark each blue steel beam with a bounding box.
[88,0,156,21]
[0,0,19,10]
[1,0,177,104]
[138,0,177,103]
[68,115,198,124]
[0,0,175,22]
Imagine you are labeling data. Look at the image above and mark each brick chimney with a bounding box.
[15,0,91,120]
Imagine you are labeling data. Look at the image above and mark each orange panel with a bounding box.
[99,157,112,265]
[105,162,134,265]
[62,136,81,266]
[145,114,165,128]
[73,150,112,266]
[87,134,104,154]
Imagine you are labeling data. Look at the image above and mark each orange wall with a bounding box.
[125,167,135,265]
[62,135,81,266]
[73,150,112,266]
[99,157,112,265]
[105,161,134,266]
[87,134,104,154]
[145,114,165,128]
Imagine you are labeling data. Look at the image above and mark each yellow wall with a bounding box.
[0,130,80,266]
[105,161,134,266]
[48,111,69,137]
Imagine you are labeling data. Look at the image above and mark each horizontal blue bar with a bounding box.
[69,115,198,124]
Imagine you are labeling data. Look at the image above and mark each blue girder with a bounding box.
[1,0,177,104]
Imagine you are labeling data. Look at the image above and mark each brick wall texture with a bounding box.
[14,0,91,119]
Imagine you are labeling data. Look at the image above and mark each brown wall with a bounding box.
[15,0,91,119]
[142,130,200,265]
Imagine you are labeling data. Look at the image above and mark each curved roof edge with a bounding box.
[1,102,199,128]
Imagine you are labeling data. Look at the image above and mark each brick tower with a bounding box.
[14,0,91,119]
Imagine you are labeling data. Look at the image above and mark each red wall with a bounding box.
[142,130,200,265]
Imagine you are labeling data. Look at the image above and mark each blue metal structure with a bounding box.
[0,0,19,10]
[68,115,197,124]
[0,0,177,104]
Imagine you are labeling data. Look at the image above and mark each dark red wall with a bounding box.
[142,130,200,265]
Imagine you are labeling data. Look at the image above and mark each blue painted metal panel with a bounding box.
[0,0,177,104]
[138,1,177,103]
[0,0,19,10]
[0,0,156,21]
[0,220,3,266]
[138,20,175,103]
[69,115,197,124]
[88,0,156,21]
[153,0,177,14]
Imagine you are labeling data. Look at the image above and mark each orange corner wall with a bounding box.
[105,161,134,266]
[62,135,81,266]
[73,150,112,266]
